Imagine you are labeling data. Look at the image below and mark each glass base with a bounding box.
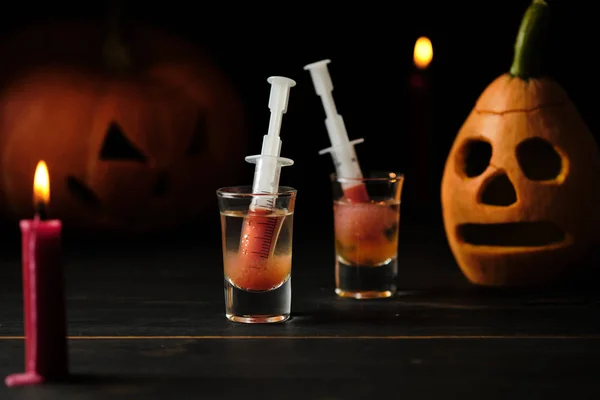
[224,277,291,323]
[335,288,395,299]
[335,256,397,299]
[226,314,290,323]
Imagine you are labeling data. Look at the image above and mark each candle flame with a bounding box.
[34,160,50,206]
[414,36,433,70]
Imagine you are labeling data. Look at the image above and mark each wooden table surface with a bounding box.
[0,224,599,399]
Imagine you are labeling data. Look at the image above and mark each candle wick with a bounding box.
[35,202,47,221]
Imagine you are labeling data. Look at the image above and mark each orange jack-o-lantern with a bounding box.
[441,0,600,286]
[0,18,246,233]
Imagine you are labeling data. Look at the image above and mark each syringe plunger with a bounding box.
[245,76,296,209]
[304,60,334,96]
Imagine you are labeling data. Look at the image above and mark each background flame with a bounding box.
[414,36,433,69]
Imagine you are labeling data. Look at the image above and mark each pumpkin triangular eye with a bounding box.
[186,111,207,156]
[100,121,147,162]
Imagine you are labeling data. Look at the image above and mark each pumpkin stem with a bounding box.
[509,0,550,79]
[102,0,133,72]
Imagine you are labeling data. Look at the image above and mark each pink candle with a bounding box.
[5,161,68,387]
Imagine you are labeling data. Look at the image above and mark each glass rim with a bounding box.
[216,185,297,199]
[331,171,404,183]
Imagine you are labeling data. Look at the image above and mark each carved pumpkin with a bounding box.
[0,18,246,233]
[441,0,600,286]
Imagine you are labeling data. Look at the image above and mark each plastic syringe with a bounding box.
[304,59,370,203]
[239,76,296,262]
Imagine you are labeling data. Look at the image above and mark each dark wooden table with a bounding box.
[1,224,599,399]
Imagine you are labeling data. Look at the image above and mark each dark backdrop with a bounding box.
[0,1,597,250]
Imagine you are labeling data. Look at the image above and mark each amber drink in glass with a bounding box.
[331,172,404,299]
[217,186,296,323]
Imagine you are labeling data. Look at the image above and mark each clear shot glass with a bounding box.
[331,172,404,299]
[216,186,297,323]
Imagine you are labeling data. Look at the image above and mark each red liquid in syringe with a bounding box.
[240,208,280,260]
[226,204,290,291]
[343,182,370,203]
[228,198,290,292]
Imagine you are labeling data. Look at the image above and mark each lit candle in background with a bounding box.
[406,36,434,217]
[5,161,68,387]
[413,36,433,71]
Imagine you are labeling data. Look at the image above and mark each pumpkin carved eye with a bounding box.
[516,137,563,181]
[100,122,147,162]
[186,111,207,156]
[457,139,492,178]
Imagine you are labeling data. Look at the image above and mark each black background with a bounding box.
[1,7,599,398]
[0,0,597,249]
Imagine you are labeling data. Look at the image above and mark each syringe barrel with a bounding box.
[246,155,294,210]
[330,142,364,181]
[325,115,351,148]
[252,156,280,194]
[319,117,365,182]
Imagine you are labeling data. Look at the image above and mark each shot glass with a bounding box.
[216,186,297,323]
[331,172,404,299]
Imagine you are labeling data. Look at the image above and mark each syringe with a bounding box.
[304,59,370,203]
[239,76,296,261]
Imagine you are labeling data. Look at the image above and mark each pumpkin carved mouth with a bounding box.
[66,176,102,209]
[457,222,567,247]
[65,175,178,227]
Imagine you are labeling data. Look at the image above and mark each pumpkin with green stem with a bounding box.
[0,5,246,234]
[441,0,600,286]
